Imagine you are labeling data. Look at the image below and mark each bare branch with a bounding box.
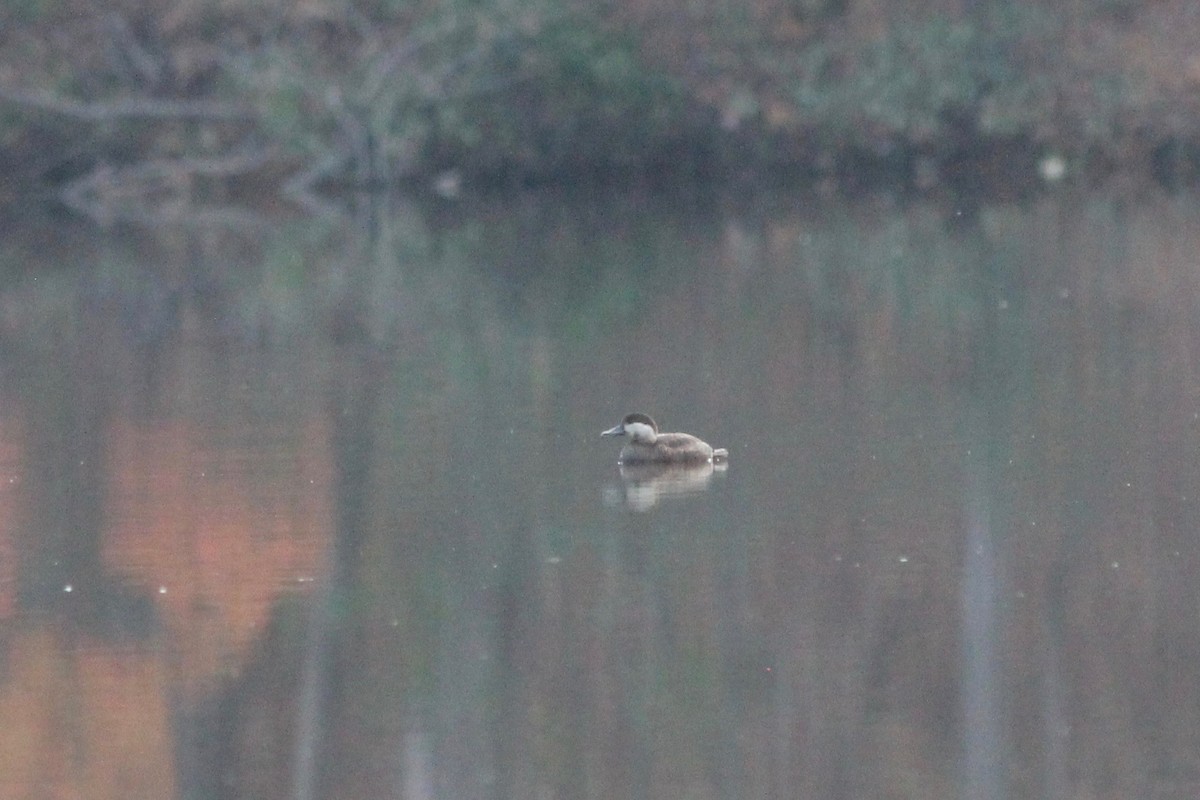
[0,85,254,122]
[283,148,353,217]
[60,147,274,224]
[104,12,165,89]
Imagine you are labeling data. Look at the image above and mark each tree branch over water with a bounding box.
[61,147,273,224]
[0,85,253,122]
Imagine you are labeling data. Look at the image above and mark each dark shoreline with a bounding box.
[3,1,1200,215]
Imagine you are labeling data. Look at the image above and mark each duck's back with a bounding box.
[620,432,714,464]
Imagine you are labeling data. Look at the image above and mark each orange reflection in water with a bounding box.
[101,414,333,697]
[0,402,334,800]
[0,629,177,800]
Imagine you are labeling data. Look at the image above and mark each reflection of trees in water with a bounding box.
[4,191,1200,797]
[297,193,1200,798]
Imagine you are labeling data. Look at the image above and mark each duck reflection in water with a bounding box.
[601,413,728,511]
[604,460,726,511]
[600,413,728,465]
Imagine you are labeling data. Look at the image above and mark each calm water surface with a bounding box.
[2,189,1200,798]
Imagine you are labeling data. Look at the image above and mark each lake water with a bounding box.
[2,187,1200,798]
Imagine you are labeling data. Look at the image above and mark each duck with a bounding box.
[601,413,728,465]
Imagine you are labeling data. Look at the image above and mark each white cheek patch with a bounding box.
[625,421,656,442]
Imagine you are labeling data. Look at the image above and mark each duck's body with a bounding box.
[601,413,729,465]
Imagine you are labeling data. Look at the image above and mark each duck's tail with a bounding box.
[712,447,729,461]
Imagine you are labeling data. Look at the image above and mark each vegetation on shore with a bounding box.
[2,0,1199,216]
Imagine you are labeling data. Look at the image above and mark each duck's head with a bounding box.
[601,413,659,444]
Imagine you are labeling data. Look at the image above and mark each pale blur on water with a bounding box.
[2,188,1200,799]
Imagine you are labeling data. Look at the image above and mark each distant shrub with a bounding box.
[228,0,688,185]
[792,8,1060,149]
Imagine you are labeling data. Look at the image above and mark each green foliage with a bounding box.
[226,0,686,182]
[388,4,686,175]
[0,0,1183,195]
[793,8,1059,147]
